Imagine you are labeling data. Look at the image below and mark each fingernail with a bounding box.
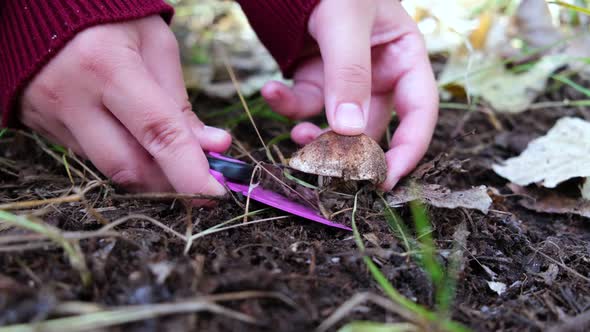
[209,175,228,196]
[335,103,365,131]
[202,125,229,142]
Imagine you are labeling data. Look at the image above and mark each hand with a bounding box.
[19,15,231,199]
[260,0,438,191]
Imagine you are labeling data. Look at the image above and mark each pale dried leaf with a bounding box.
[513,0,563,49]
[482,265,498,280]
[582,178,590,200]
[540,264,559,286]
[439,53,568,113]
[149,261,174,285]
[493,117,590,189]
[386,183,492,214]
[565,35,590,80]
[450,222,470,273]
[437,0,586,113]
[487,281,507,295]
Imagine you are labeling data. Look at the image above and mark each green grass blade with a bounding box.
[552,74,590,98]
[282,170,318,189]
[548,1,590,16]
[267,132,291,147]
[378,194,413,253]
[50,143,67,154]
[350,193,471,332]
[0,210,90,286]
[337,321,417,332]
[201,96,265,120]
[410,200,444,288]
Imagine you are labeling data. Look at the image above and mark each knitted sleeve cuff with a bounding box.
[0,0,174,127]
[235,0,321,78]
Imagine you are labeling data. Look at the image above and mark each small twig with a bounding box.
[110,192,224,202]
[28,132,87,181]
[76,186,110,225]
[189,215,289,242]
[0,241,58,252]
[68,151,103,182]
[548,309,590,332]
[243,164,262,223]
[102,214,187,242]
[528,244,590,283]
[204,290,297,308]
[183,203,195,255]
[221,50,275,164]
[315,292,419,332]
[0,194,82,210]
[0,182,102,211]
[231,140,264,168]
[0,300,258,332]
[0,211,91,287]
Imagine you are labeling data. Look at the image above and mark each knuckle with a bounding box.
[31,79,63,107]
[74,41,113,80]
[73,31,140,82]
[141,117,186,155]
[179,99,193,114]
[336,64,371,86]
[158,31,180,56]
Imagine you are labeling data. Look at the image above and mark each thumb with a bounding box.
[309,0,375,136]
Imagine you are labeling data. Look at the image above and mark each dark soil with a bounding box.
[1,63,590,332]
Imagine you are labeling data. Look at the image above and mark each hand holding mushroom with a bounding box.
[261,0,438,191]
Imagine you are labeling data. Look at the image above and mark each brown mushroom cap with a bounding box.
[288,131,387,184]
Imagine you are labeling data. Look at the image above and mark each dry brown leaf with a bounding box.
[508,183,590,219]
[386,183,492,214]
[512,0,563,51]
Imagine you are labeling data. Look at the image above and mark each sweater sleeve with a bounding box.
[0,0,174,127]
[235,0,321,78]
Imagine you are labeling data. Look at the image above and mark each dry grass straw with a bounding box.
[0,291,294,332]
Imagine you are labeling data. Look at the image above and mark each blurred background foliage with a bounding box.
[165,0,589,113]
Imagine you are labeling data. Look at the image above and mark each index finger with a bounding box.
[309,0,375,136]
[101,55,226,197]
[381,36,439,191]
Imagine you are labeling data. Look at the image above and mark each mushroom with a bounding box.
[288,131,387,184]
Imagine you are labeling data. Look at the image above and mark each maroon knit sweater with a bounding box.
[0,0,320,127]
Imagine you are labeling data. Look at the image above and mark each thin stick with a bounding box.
[183,203,195,255]
[0,300,257,332]
[187,209,266,244]
[101,214,187,241]
[0,211,91,286]
[222,51,275,164]
[29,133,86,181]
[111,192,223,202]
[0,194,81,210]
[529,244,590,283]
[316,292,418,332]
[68,151,103,182]
[204,290,297,308]
[190,215,289,242]
[243,164,262,223]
